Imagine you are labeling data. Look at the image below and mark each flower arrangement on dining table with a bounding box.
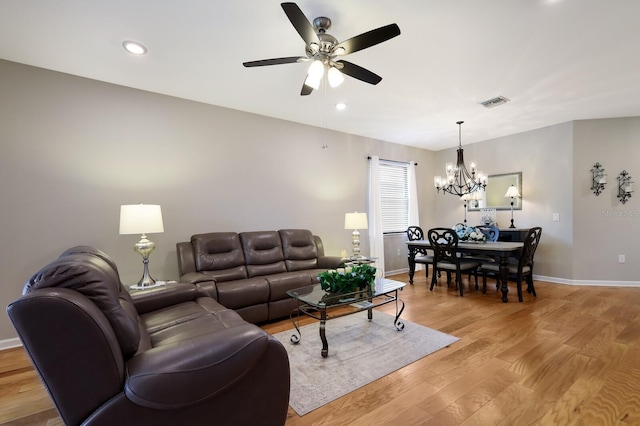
[317,264,377,294]
[454,223,487,242]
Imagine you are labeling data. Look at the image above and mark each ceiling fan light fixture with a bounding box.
[307,60,324,80]
[328,66,344,87]
[304,73,322,90]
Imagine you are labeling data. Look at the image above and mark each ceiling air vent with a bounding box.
[479,96,510,108]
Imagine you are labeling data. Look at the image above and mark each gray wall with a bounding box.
[0,59,434,341]
[572,118,640,282]
[2,59,638,343]
[433,119,639,284]
[433,122,575,280]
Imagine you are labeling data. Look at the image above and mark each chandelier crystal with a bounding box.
[434,121,487,197]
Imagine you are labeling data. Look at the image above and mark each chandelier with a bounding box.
[434,121,487,197]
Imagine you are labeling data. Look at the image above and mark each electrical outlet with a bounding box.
[553,213,560,222]
[619,255,626,263]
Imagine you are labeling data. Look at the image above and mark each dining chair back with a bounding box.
[480,226,543,302]
[407,226,424,241]
[518,227,542,279]
[427,227,481,296]
[406,226,434,278]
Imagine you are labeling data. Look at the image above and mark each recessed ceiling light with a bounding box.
[122,41,147,55]
[335,102,347,110]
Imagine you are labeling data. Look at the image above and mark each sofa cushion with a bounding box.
[266,272,314,301]
[215,277,270,311]
[141,297,246,347]
[240,231,287,277]
[279,229,319,271]
[192,233,247,281]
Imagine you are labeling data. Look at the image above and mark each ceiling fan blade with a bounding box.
[338,60,382,85]
[243,56,307,67]
[334,23,401,55]
[281,2,320,47]
[301,82,314,96]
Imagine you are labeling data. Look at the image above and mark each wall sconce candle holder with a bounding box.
[590,162,607,196]
[617,170,633,204]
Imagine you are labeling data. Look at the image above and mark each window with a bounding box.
[378,161,409,233]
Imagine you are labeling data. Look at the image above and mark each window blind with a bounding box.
[379,161,409,233]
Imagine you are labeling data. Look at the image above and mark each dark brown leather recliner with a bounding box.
[6,246,290,426]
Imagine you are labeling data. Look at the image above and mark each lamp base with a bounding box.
[351,229,361,258]
[129,235,163,290]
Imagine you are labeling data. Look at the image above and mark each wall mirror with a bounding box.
[468,172,522,211]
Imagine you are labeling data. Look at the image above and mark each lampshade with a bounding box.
[119,204,164,235]
[504,185,521,198]
[344,212,368,230]
[470,190,484,200]
[308,60,324,79]
[327,67,344,87]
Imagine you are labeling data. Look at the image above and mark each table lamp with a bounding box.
[504,185,521,228]
[344,212,368,258]
[119,204,164,289]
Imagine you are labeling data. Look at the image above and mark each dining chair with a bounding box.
[480,227,542,302]
[406,226,434,278]
[427,227,482,296]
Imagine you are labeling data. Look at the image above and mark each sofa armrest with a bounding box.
[130,282,201,315]
[125,324,270,409]
[180,271,216,285]
[318,256,345,269]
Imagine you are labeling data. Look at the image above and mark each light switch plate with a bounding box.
[553,213,560,222]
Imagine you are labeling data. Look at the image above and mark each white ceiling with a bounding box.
[1,0,639,150]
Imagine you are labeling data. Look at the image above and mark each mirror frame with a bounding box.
[468,172,522,211]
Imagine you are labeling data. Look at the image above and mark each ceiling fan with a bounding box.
[242,2,401,96]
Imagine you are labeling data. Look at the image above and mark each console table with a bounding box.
[498,228,531,242]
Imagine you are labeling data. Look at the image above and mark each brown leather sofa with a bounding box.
[177,229,344,323]
[7,246,290,426]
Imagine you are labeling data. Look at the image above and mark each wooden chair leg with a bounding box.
[516,274,524,302]
[481,271,487,294]
[526,275,536,296]
[457,273,464,296]
[430,268,437,291]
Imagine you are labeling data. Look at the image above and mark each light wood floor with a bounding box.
[2,273,640,425]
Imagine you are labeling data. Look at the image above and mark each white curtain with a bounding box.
[368,156,385,276]
[407,161,423,270]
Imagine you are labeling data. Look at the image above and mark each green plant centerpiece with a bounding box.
[318,264,377,296]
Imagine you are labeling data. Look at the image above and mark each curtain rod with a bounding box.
[367,156,417,166]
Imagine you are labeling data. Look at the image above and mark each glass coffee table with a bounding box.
[286,278,406,357]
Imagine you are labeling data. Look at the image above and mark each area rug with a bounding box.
[272,311,460,416]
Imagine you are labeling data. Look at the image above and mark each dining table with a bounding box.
[406,240,524,302]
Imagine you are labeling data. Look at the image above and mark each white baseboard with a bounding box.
[0,337,22,351]
[387,269,640,288]
[534,275,640,287]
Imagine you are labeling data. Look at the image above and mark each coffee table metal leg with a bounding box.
[320,307,328,358]
[290,303,301,344]
[394,290,405,331]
